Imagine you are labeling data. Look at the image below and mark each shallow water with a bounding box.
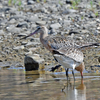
[0,68,100,100]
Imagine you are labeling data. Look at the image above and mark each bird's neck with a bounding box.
[40,30,48,43]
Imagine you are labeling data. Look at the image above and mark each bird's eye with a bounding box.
[37,26,41,29]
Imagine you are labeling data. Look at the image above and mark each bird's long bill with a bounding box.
[20,28,39,40]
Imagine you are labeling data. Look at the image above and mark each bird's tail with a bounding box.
[78,42,100,49]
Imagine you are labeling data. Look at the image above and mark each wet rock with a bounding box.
[24,55,39,71]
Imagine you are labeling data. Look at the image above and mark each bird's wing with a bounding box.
[71,39,100,49]
[53,46,83,63]
[44,35,75,50]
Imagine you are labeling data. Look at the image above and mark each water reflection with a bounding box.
[25,70,40,83]
[62,79,86,100]
[0,69,100,100]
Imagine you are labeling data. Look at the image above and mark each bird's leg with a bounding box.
[81,71,83,79]
[54,56,58,62]
[72,70,75,81]
[65,68,69,81]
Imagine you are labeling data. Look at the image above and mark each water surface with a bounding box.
[0,68,100,100]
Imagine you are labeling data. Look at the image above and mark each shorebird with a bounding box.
[21,25,100,80]
[52,46,84,81]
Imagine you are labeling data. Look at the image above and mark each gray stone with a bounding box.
[15,63,23,68]
[0,30,4,35]
[27,0,35,5]
[21,41,28,45]
[63,20,71,26]
[27,15,40,22]
[50,23,62,29]
[17,33,28,37]
[8,19,16,24]
[63,9,78,14]
[36,21,46,25]
[25,42,40,48]
[0,41,3,43]
[0,62,11,69]
[9,8,18,15]
[13,46,24,51]
[6,25,22,33]
[17,22,29,28]
[96,19,100,23]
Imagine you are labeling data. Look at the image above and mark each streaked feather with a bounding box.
[53,47,83,63]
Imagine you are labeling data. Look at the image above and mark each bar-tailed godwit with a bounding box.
[21,25,100,80]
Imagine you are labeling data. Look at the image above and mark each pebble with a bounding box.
[13,46,24,51]
[50,23,62,29]
[36,21,46,25]
[27,0,35,5]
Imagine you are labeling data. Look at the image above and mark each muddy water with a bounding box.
[0,68,100,100]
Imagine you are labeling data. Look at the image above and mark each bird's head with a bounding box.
[20,26,48,40]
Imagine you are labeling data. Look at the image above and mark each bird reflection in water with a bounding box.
[62,79,86,100]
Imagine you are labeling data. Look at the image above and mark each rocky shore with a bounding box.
[0,0,100,72]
